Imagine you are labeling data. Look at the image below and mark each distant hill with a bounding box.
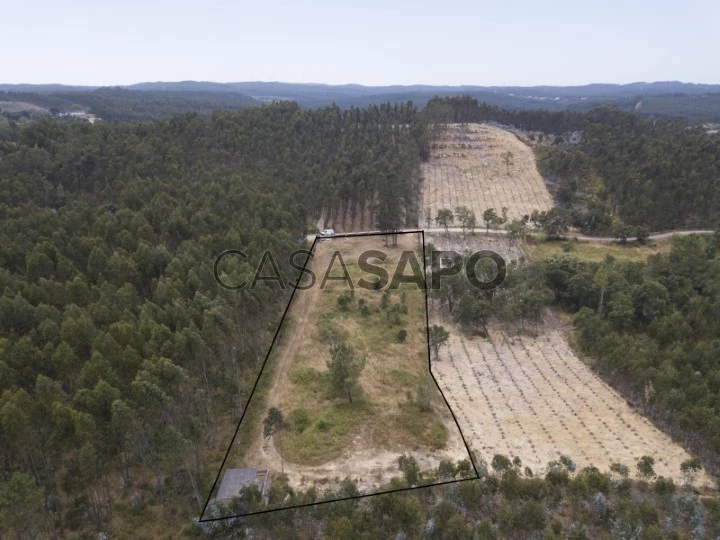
[121,80,720,96]
[0,83,99,93]
[0,88,259,122]
[1,80,719,122]
[120,80,720,109]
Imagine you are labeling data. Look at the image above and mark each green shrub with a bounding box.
[562,240,576,252]
[289,408,311,433]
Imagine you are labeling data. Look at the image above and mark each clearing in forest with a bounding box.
[420,123,553,223]
[430,311,713,487]
[204,233,473,518]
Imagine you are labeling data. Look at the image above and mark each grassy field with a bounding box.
[274,236,447,465]
[523,237,672,263]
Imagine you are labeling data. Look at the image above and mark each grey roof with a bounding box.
[217,468,269,501]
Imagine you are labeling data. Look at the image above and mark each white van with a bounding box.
[319,229,335,237]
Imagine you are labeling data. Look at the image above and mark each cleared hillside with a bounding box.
[420,123,553,225]
[430,317,712,487]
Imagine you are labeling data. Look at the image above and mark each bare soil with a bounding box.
[425,231,526,264]
[430,312,713,487]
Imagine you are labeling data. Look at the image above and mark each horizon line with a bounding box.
[2,79,720,89]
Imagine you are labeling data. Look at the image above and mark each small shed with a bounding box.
[217,468,270,505]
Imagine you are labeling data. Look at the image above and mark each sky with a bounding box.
[4,0,719,87]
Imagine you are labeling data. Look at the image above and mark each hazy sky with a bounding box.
[4,0,719,86]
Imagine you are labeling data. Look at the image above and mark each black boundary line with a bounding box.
[198,235,319,521]
[326,229,423,239]
[421,230,480,478]
[199,477,480,521]
[199,230,479,522]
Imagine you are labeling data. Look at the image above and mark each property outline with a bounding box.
[199,230,480,521]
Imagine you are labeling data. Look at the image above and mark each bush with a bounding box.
[397,328,407,342]
[357,298,371,317]
[498,501,546,534]
[398,454,421,486]
[636,226,650,244]
[562,240,576,252]
[317,319,349,344]
[337,291,353,311]
[545,463,569,487]
[416,379,432,412]
[653,476,675,497]
[492,454,512,473]
[639,499,659,526]
[289,408,311,433]
[560,454,576,472]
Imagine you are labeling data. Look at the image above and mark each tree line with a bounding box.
[422,96,586,134]
[197,452,714,539]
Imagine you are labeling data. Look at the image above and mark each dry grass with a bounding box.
[524,237,672,263]
[421,123,553,224]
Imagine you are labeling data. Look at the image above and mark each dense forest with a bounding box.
[551,236,720,471]
[52,89,260,123]
[0,89,259,123]
[607,94,720,123]
[0,102,426,537]
[2,95,720,537]
[536,108,720,231]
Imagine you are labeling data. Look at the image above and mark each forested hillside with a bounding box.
[446,234,720,478]
[537,108,720,231]
[422,96,585,134]
[552,236,720,470]
[5,81,720,122]
[0,89,260,123]
[0,102,426,537]
[423,98,720,232]
[3,95,720,537]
